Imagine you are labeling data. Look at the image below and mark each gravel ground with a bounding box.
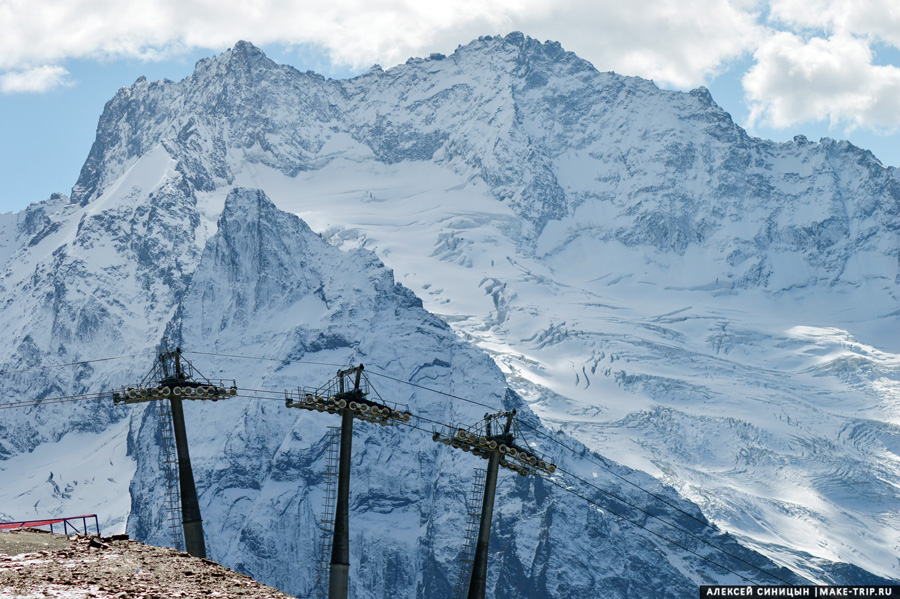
[0,530,295,598]
[0,531,71,557]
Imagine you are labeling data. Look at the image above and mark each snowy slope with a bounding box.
[0,184,808,598]
[222,155,900,581]
[3,31,900,594]
[95,35,897,580]
[125,187,807,597]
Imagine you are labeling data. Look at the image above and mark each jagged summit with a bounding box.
[231,39,266,56]
[192,39,286,81]
[70,31,896,278]
[70,32,756,238]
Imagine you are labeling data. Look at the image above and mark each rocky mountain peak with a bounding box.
[192,39,284,85]
[5,31,900,597]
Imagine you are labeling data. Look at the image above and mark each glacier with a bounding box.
[2,31,900,596]
[0,182,806,597]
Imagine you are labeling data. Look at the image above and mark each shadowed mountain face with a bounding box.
[2,32,899,594]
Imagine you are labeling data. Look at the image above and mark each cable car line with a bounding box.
[348,367,753,551]
[0,352,157,377]
[0,391,108,410]
[0,388,788,585]
[515,419,715,530]
[3,351,795,586]
[550,464,793,585]
[182,350,348,370]
[364,369,498,411]
[543,476,763,586]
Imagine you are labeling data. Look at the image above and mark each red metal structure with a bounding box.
[0,514,100,535]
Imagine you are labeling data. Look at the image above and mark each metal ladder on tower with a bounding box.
[451,468,487,599]
[157,400,185,551]
[315,427,341,599]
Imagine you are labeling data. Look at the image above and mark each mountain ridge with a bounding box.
[67,34,900,287]
[2,32,900,592]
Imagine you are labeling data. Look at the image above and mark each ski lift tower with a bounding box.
[112,345,237,558]
[433,410,556,599]
[284,365,411,599]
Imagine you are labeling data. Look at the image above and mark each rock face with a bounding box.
[2,31,900,597]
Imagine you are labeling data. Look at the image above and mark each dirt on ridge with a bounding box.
[0,529,295,598]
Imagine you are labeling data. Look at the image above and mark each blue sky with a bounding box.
[2,0,900,213]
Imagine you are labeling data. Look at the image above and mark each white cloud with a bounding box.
[0,0,763,89]
[743,32,900,130]
[769,0,900,47]
[3,0,899,136]
[511,0,765,88]
[0,65,71,94]
[0,0,532,70]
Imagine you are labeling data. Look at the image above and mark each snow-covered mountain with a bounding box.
[3,31,900,595]
[0,182,806,597]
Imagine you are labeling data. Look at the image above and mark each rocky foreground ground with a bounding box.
[0,529,295,598]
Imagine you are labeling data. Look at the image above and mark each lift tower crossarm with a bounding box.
[111,345,238,559]
[284,365,411,599]
[112,347,238,405]
[283,365,411,426]
[432,409,557,599]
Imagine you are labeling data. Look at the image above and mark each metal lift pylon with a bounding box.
[112,344,238,558]
[467,412,510,599]
[331,398,355,599]
[285,365,412,599]
[433,410,557,599]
